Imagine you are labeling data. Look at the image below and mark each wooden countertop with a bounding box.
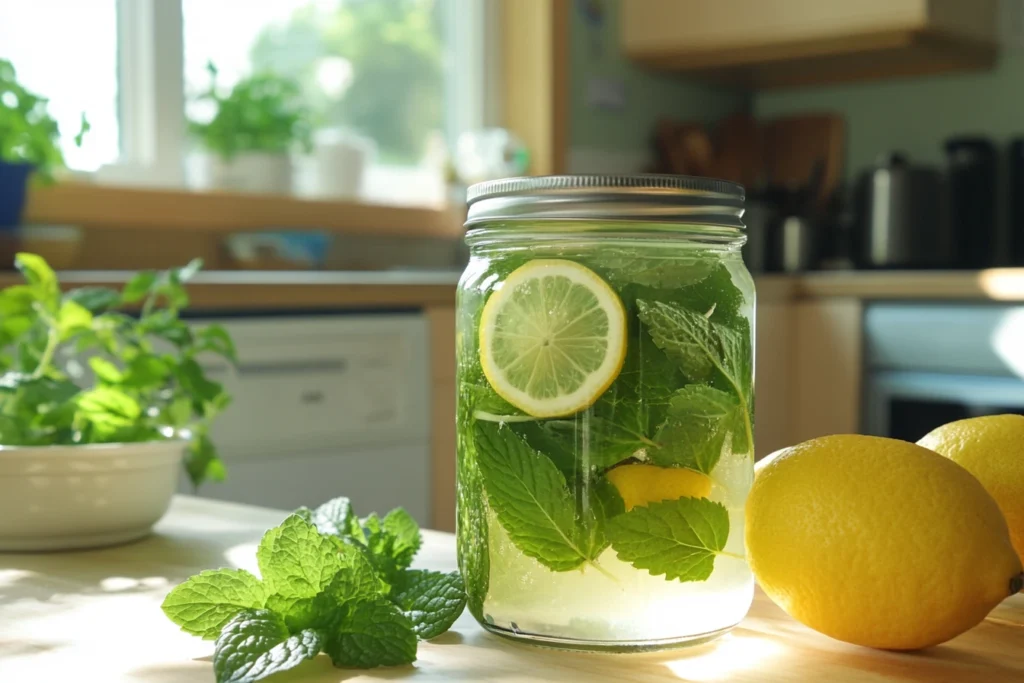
[758,269,1024,303]
[1,496,1020,682]
[0,270,461,310]
[5,268,1024,310]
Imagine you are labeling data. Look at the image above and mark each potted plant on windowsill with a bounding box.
[0,59,88,228]
[0,253,235,551]
[189,62,311,194]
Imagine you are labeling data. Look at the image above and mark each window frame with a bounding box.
[112,0,496,195]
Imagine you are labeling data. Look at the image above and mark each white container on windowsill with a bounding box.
[204,151,294,195]
[0,440,186,552]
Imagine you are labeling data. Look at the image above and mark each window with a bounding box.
[0,0,120,171]
[0,0,491,205]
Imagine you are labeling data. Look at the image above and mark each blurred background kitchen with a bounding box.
[3,0,1024,530]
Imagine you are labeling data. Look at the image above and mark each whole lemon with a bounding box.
[918,414,1024,563]
[746,434,1022,650]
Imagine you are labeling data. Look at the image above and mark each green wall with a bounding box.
[567,0,747,170]
[755,54,1024,179]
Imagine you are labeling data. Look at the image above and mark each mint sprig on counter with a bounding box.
[162,497,466,682]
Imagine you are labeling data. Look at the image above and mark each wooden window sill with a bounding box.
[23,183,464,239]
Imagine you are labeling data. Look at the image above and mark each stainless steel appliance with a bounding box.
[864,303,1024,441]
[854,153,948,269]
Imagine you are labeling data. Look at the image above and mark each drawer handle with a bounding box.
[203,360,348,376]
[301,390,326,404]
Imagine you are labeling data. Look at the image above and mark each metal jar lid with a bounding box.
[465,174,745,229]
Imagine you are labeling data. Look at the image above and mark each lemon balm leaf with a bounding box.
[213,609,322,683]
[474,421,598,571]
[161,569,267,640]
[607,497,731,582]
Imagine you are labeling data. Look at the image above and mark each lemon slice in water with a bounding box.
[479,259,626,418]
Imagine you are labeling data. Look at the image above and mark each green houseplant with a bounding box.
[0,253,235,550]
[0,59,88,227]
[189,62,311,194]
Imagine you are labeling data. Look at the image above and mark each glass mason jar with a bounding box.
[456,175,755,652]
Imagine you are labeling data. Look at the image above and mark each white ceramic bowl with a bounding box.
[0,440,186,552]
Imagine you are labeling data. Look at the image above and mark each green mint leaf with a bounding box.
[161,569,267,640]
[76,387,141,437]
[176,358,224,404]
[121,270,158,303]
[213,609,322,683]
[358,508,421,582]
[382,508,421,569]
[581,475,626,559]
[325,543,388,603]
[121,353,171,389]
[638,299,753,456]
[594,253,715,289]
[308,496,363,540]
[636,300,718,383]
[140,309,194,347]
[256,515,343,599]
[196,324,239,364]
[323,598,417,669]
[88,357,124,384]
[652,386,738,474]
[607,497,731,582]
[473,421,595,571]
[185,433,226,487]
[57,300,92,339]
[390,570,466,640]
[65,286,120,314]
[461,380,522,418]
[15,252,59,312]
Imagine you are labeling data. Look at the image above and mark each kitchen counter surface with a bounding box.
[8,268,1024,309]
[0,269,463,310]
[758,268,1024,302]
[2,496,1021,682]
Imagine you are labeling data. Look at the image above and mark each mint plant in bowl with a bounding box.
[0,253,234,550]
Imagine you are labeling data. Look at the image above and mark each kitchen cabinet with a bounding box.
[622,0,998,88]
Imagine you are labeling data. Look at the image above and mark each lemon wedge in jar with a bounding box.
[478,259,626,418]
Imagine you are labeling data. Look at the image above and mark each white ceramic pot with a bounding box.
[313,131,372,199]
[206,151,294,194]
[0,440,186,552]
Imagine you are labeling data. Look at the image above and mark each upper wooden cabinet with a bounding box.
[621,0,998,88]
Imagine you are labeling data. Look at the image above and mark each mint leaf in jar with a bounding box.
[473,421,603,572]
[637,300,753,457]
[652,386,739,474]
[606,497,734,582]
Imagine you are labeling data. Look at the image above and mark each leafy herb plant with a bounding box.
[0,58,89,182]
[162,496,466,682]
[189,62,312,160]
[0,253,234,486]
[456,248,754,605]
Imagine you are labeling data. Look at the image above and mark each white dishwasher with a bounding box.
[179,313,432,524]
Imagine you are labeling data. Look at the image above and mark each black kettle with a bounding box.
[854,152,950,269]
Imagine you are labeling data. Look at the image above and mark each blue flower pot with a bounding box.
[0,161,34,229]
